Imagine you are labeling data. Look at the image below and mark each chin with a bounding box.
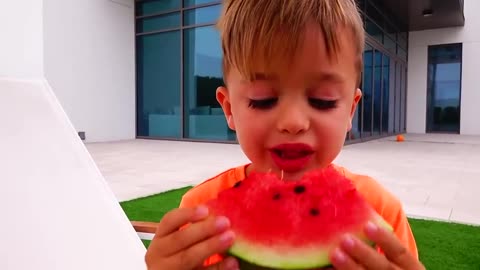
[272,168,310,181]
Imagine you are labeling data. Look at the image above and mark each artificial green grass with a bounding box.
[120,187,480,269]
[121,187,192,223]
[408,218,480,269]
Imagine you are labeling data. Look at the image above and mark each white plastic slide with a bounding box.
[0,78,147,270]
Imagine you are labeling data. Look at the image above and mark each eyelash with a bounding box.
[248,98,277,109]
[308,98,338,110]
[248,98,337,110]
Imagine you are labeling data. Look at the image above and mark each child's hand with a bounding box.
[145,205,239,270]
[329,222,425,270]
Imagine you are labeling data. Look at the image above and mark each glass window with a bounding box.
[382,55,390,134]
[137,13,180,33]
[373,51,382,135]
[401,66,407,132]
[362,45,374,137]
[398,35,408,50]
[136,31,181,138]
[383,35,396,54]
[426,44,462,133]
[394,61,402,133]
[398,46,407,61]
[366,1,384,28]
[136,0,180,16]
[183,26,235,141]
[183,5,222,25]
[350,102,361,140]
[384,20,397,39]
[366,19,383,44]
[183,0,219,7]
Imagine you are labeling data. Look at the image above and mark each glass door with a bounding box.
[426,44,462,133]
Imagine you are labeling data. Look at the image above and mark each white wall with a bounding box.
[407,0,480,135]
[43,0,136,142]
[1,78,147,270]
[0,1,44,78]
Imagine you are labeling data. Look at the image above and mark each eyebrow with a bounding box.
[309,72,345,84]
[250,72,345,83]
[252,72,276,81]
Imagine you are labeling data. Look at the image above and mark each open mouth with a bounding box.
[272,149,314,159]
[269,143,314,172]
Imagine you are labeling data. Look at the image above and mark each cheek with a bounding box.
[233,103,270,127]
[316,110,349,130]
[234,113,269,163]
[312,111,350,145]
[238,116,270,142]
[313,115,347,158]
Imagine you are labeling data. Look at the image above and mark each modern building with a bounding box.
[2,0,475,143]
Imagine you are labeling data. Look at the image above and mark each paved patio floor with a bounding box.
[86,134,480,225]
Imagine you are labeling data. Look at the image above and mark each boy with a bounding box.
[145,0,425,269]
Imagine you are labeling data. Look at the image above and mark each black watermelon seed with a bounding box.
[233,181,241,188]
[294,185,306,194]
[310,208,320,216]
[272,193,281,200]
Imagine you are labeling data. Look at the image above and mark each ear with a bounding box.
[347,88,362,131]
[216,86,236,130]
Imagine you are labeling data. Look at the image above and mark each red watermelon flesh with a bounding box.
[206,165,392,269]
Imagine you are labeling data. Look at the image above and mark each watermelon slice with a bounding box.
[206,165,392,269]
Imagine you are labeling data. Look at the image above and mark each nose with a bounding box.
[276,100,310,134]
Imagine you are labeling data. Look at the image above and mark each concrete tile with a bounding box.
[450,208,480,225]
[86,134,480,225]
[392,188,430,205]
[424,189,459,208]
[404,204,452,222]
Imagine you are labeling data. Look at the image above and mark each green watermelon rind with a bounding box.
[227,214,393,269]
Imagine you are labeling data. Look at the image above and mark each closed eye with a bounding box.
[248,98,277,109]
[308,98,337,110]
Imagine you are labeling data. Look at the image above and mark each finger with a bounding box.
[203,256,239,270]
[162,215,231,256]
[330,247,365,270]
[364,222,421,269]
[155,206,209,237]
[338,234,393,270]
[182,229,236,270]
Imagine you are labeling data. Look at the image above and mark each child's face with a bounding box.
[216,23,362,180]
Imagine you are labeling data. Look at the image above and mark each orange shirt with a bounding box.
[179,163,418,266]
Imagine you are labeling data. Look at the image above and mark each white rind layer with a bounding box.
[229,213,392,269]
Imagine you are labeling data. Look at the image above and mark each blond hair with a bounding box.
[217,0,365,86]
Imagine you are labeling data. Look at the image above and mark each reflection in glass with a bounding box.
[136,31,181,138]
[183,26,235,140]
[362,45,373,137]
[398,36,407,50]
[136,0,180,16]
[384,21,397,39]
[382,55,390,134]
[183,5,222,25]
[394,62,402,133]
[366,1,384,29]
[136,13,180,33]
[383,35,396,54]
[398,47,407,61]
[400,66,407,132]
[373,51,382,135]
[350,102,361,140]
[426,44,462,133]
[365,19,383,44]
[183,0,217,7]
